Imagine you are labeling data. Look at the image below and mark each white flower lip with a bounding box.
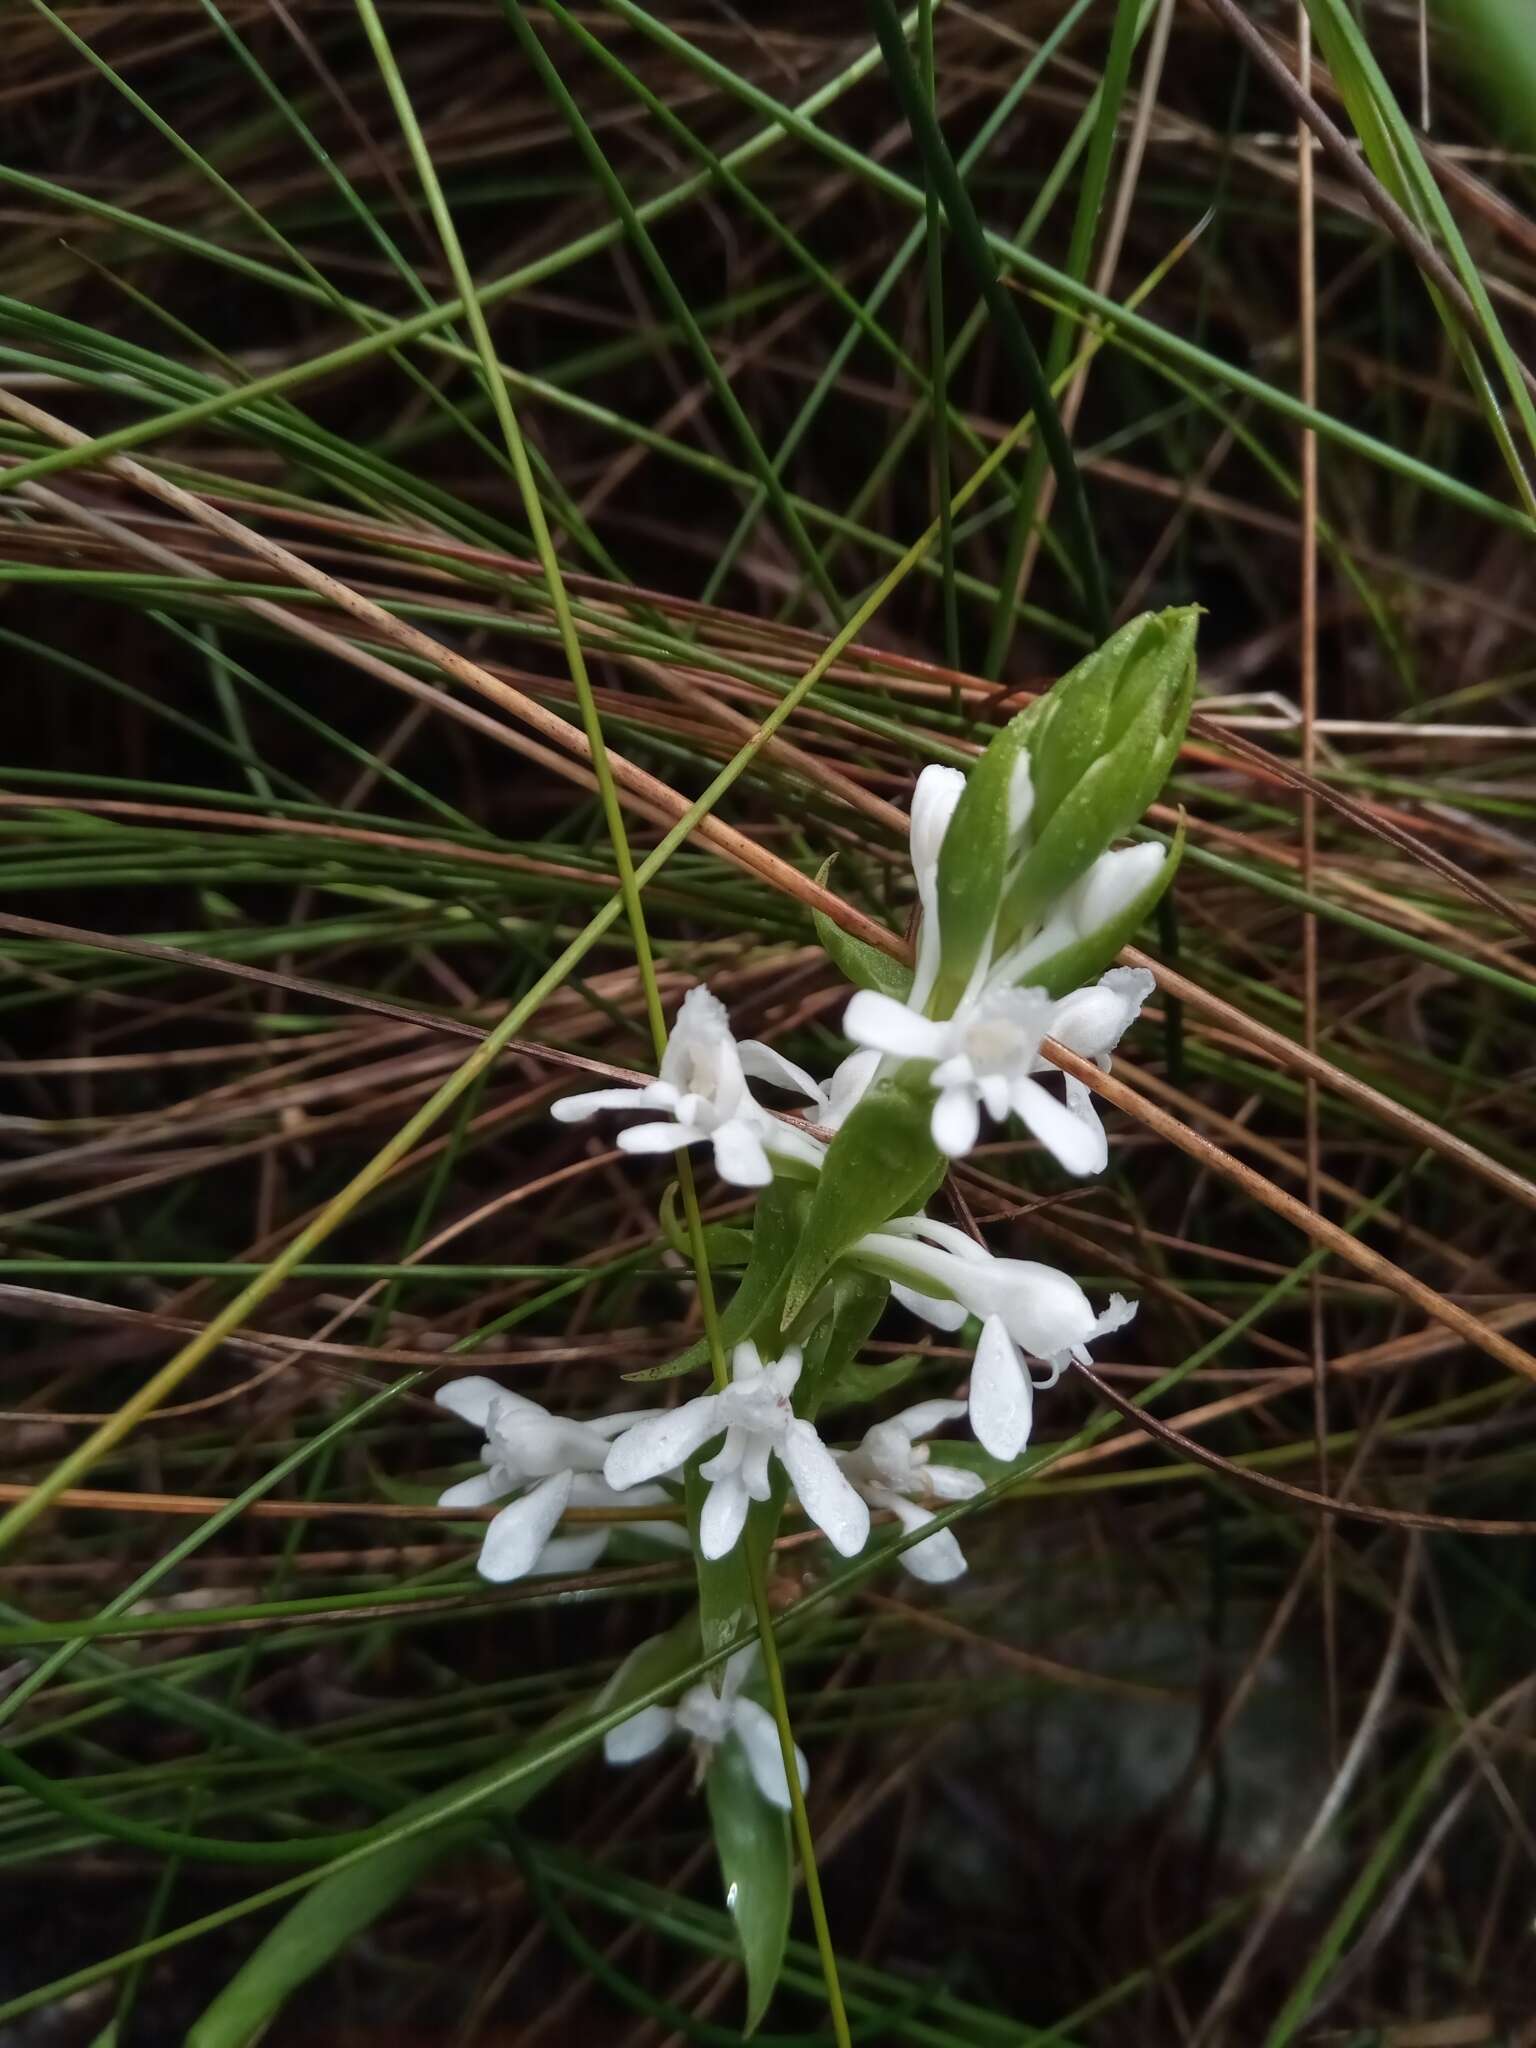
[433,1380,681,1583]
[603,1340,870,1563]
[603,1645,809,1809]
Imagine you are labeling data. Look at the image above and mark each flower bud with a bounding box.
[997,606,1197,945]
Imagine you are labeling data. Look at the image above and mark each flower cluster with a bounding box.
[425,607,1196,1810]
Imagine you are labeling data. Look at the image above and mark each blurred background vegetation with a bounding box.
[0,2,1534,2042]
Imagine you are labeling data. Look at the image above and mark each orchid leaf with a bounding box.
[704,1728,793,2035]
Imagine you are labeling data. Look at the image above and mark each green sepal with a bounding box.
[779,1076,943,1330]
[812,856,912,1000]
[624,1180,808,1380]
[1017,816,1185,999]
[928,721,1028,1016]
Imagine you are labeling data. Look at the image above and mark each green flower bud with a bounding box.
[997,606,1198,946]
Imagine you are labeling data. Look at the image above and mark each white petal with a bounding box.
[660,986,731,1092]
[1075,1291,1138,1360]
[827,1049,880,1127]
[534,1528,610,1575]
[779,1420,870,1557]
[586,1407,664,1441]
[604,1704,676,1766]
[550,1086,645,1122]
[739,1433,774,1501]
[910,763,967,880]
[894,1215,991,1262]
[476,1471,574,1583]
[991,1262,1099,1359]
[699,1471,751,1559]
[434,1376,510,1428]
[891,1281,970,1332]
[617,1119,698,1156]
[978,1074,1011,1124]
[882,1493,968,1584]
[1045,985,1131,1059]
[730,1696,806,1810]
[969,1315,1033,1461]
[1011,1076,1107,1176]
[1101,964,1157,1017]
[711,1118,773,1187]
[891,1398,968,1442]
[925,1460,986,1502]
[765,1346,803,1396]
[699,1422,747,1485]
[931,1083,980,1159]
[737,1040,823,1103]
[843,990,948,1060]
[603,1398,722,1490]
[903,1525,969,1583]
[437,1469,514,1510]
[1007,752,1035,837]
[1068,842,1166,937]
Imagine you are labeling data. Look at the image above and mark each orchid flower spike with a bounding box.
[843,983,1103,1172]
[604,1646,808,1809]
[603,1340,870,1562]
[854,1217,1137,1461]
[837,1399,983,1583]
[551,985,823,1188]
[435,1378,683,1582]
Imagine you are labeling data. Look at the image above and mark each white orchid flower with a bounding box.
[854,1217,1136,1461]
[843,983,1103,1172]
[435,1378,684,1582]
[604,1646,807,1809]
[837,1399,983,1582]
[907,763,967,1009]
[551,985,822,1188]
[603,1340,869,1562]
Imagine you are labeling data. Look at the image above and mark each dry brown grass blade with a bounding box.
[1046,1032,1536,1385]
[0,395,905,955]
